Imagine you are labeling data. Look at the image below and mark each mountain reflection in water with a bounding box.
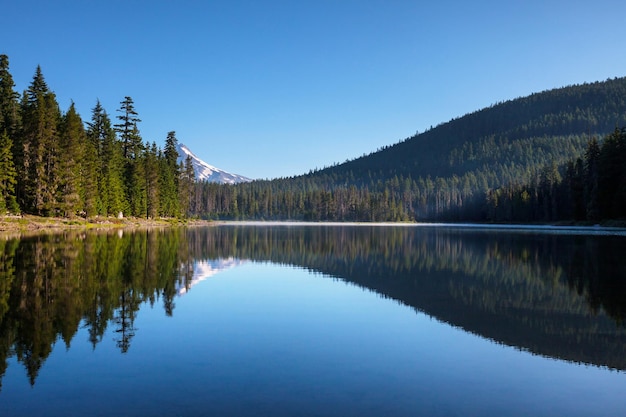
[0,224,625,390]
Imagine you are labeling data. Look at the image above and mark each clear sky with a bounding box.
[2,0,626,180]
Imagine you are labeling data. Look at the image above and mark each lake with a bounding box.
[0,223,625,416]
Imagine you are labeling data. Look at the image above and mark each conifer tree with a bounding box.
[597,128,626,219]
[19,66,60,215]
[584,138,600,221]
[57,103,84,216]
[145,142,160,218]
[179,154,196,218]
[0,54,21,139]
[85,100,106,160]
[0,55,20,214]
[87,102,125,216]
[125,124,146,217]
[164,131,179,168]
[0,131,18,213]
[81,130,99,217]
[114,97,146,216]
[114,96,141,160]
[159,131,180,216]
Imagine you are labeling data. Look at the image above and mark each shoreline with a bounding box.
[0,215,213,235]
[2,216,626,237]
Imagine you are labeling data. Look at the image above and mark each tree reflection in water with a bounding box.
[0,224,625,389]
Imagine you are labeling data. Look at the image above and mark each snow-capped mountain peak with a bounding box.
[176,143,252,184]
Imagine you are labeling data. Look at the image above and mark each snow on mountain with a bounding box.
[176,143,252,184]
[176,258,246,296]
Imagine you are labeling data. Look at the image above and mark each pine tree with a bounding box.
[179,154,196,218]
[145,142,160,218]
[0,54,21,139]
[57,103,84,217]
[584,138,601,221]
[0,55,20,214]
[125,124,146,217]
[163,131,179,167]
[102,127,126,216]
[0,130,18,213]
[564,158,585,221]
[81,129,99,217]
[87,102,125,216]
[19,66,60,215]
[159,131,179,216]
[539,161,561,221]
[597,128,626,219]
[114,97,145,216]
[114,96,142,159]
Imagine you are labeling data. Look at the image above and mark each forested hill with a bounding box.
[202,77,626,222]
[306,77,626,185]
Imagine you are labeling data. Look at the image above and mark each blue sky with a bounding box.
[2,0,626,180]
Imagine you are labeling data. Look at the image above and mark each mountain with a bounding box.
[176,143,252,184]
[191,76,626,222]
[304,76,626,186]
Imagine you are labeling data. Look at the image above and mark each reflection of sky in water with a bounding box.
[2,257,626,416]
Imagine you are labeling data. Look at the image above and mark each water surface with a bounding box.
[0,225,625,416]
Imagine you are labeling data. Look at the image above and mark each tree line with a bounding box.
[0,55,195,218]
[2,226,625,388]
[153,135,626,225]
[485,127,626,223]
[185,74,626,222]
[2,53,625,223]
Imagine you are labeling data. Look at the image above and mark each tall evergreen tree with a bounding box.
[103,133,127,216]
[57,103,84,216]
[114,97,145,216]
[85,100,106,160]
[0,131,18,213]
[124,124,146,217]
[19,66,61,215]
[163,131,179,168]
[81,129,99,217]
[538,161,562,221]
[159,131,179,216]
[597,128,626,219]
[87,102,125,216]
[584,138,601,221]
[0,55,21,214]
[0,54,21,139]
[114,96,141,160]
[179,154,196,218]
[145,142,160,219]
[563,158,585,221]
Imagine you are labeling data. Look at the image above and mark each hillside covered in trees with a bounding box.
[198,76,626,222]
[1,53,626,223]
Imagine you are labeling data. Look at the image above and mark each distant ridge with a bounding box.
[176,143,252,184]
[303,76,626,186]
[200,76,626,222]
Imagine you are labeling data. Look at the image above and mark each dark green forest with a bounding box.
[203,78,626,223]
[0,55,195,219]
[1,53,626,223]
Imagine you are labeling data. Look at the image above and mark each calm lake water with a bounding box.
[0,224,625,416]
